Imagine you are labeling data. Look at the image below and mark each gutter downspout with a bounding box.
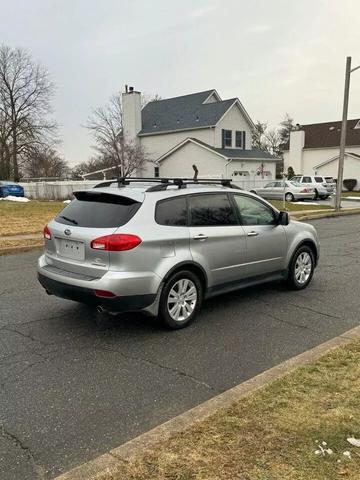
[225,159,232,178]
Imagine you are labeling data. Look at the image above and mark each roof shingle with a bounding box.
[282,119,360,150]
[139,90,236,135]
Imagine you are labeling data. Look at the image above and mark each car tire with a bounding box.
[287,245,315,290]
[159,270,203,329]
[285,192,294,202]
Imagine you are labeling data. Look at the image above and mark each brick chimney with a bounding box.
[122,86,141,143]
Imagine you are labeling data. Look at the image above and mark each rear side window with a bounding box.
[189,194,237,226]
[314,177,323,183]
[302,176,312,183]
[55,192,141,228]
[155,197,187,226]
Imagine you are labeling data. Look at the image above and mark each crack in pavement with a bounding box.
[0,424,46,479]
[90,344,215,391]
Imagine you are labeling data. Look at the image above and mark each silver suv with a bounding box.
[291,175,335,199]
[38,178,319,329]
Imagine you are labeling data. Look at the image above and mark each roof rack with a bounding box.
[94,177,242,191]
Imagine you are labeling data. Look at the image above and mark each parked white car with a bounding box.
[290,175,335,199]
[250,181,315,202]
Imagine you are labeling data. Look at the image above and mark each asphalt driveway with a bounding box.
[1,215,360,479]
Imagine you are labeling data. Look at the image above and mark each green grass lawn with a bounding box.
[269,200,331,212]
[342,191,360,197]
[108,341,360,480]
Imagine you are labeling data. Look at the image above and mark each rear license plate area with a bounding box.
[56,238,85,261]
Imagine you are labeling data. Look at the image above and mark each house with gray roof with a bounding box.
[283,120,360,189]
[122,87,279,185]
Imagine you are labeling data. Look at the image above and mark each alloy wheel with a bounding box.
[167,279,198,322]
[295,252,312,285]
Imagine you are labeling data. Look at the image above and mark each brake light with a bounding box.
[90,234,142,251]
[43,225,51,240]
[94,289,116,298]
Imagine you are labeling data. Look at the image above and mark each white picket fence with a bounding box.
[20,181,99,200]
[19,177,274,200]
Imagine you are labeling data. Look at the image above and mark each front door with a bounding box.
[232,194,287,277]
[188,193,247,287]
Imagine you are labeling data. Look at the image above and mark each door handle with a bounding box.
[193,234,208,241]
[247,231,259,237]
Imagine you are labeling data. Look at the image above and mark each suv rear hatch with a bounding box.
[44,190,143,278]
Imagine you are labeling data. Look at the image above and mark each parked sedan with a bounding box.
[0,181,25,198]
[250,181,315,202]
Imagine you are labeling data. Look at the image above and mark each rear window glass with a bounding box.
[189,193,237,226]
[315,177,323,183]
[55,192,141,228]
[325,177,334,183]
[155,197,187,226]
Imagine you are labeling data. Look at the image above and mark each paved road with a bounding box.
[1,215,360,479]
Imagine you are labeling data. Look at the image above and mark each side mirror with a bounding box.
[278,210,290,226]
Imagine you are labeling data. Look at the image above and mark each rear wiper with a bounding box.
[60,215,78,225]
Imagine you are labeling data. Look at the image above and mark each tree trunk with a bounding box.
[12,131,20,181]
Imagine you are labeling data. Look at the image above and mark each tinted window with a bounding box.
[302,176,311,183]
[155,197,187,226]
[55,192,141,228]
[233,195,275,226]
[190,194,237,226]
[315,177,323,183]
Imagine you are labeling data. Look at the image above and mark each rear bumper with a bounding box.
[38,273,156,313]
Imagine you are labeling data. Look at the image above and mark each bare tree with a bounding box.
[23,145,69,179]
[0,45,57,180]
[85,92,154,178]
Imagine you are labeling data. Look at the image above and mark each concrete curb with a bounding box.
[54,324,360,480]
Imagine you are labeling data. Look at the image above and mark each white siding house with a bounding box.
[102,88,279,188]
[283,119,360,190]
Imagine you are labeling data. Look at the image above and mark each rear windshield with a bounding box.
[55,192,141,228]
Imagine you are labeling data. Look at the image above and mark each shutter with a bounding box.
[242,131,246,150]
[221,129,225,149]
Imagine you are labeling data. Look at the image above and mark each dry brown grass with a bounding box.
[0,237,43,255]
[0,200,63,236]
[108,342,360,480]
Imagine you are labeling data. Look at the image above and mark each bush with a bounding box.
[343,178,357,191]
[287,166,295,179]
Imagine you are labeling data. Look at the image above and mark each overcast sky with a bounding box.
[2,0,359,165]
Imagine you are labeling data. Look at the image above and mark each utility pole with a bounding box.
[335,57,352,211]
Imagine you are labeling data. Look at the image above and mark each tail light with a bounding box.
[43,225,51,240]
[90,234,142,251]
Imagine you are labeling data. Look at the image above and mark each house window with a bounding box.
[222,129,232,148]
[154,166,160,178]
[235,131,246,149]
[232,171,250,177]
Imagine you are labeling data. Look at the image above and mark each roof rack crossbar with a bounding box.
[94,177,242,191]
